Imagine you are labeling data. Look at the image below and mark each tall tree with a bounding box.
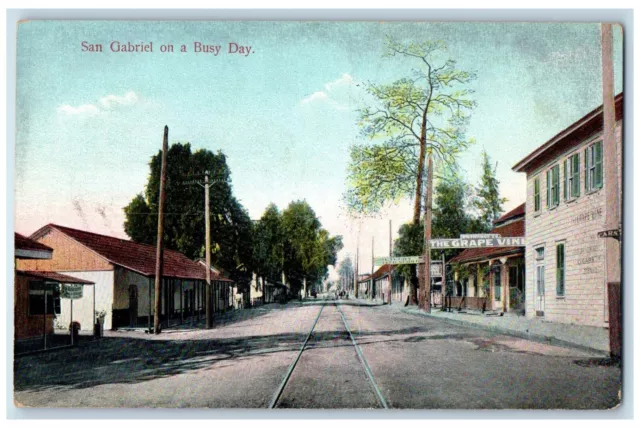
[252,203,285,284]
[431,163,481,259]
[344,36,477,305]
[281,200,343,295]
[474,149,507,231]
[123,143,254,286]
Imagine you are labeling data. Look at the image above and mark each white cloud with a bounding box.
[98,91,139,109]
[300,73,355,109]
[57,91,139,116]
[56,104,100,116]
[301,91,329,105]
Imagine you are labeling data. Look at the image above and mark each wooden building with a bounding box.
[450,204,526,313]
[17,224,233,331]
[512,93,623,327]
[14,233,94,341]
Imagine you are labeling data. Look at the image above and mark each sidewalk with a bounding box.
[387,300,610,356]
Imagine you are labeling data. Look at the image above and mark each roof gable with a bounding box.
[30,224,207,280]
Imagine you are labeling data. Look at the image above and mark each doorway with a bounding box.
[128,285,138,327]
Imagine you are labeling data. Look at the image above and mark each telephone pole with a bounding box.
[371,236,374,300]
[421,152,433,313]
[182,170,229,329]
[153,126,169,334]
[388,219,392,304]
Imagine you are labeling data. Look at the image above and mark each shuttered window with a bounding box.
[534,177,540,212]
[586,141,603,192]
[556,243,565,296]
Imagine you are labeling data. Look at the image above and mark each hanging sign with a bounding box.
[429,237,526,249]
[459,233,500,239]
[597,229,621,240]
[61,283,84,300]
[374,256,424,265]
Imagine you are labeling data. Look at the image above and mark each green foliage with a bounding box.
[344,36,477,218]
[431,163,485,259]
[252,204,285,283]
[474,149,507,231]
[123,143,253,285]
[392,221,424,279]
[281,200,343,292]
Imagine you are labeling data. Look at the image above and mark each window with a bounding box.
[534,177,541,212]
[28,281,61,315]
[547,165,560,208]
[556,243,565,296]
[585,141,603,192]
[564,153,580,200]
[535,247,545,260]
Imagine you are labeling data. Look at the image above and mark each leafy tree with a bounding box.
[474,149,507,231]
[123,143,253,286]
[431,163,483,259]
[252,203,285,286]
[281,200,343,295]
[344,36,477,305]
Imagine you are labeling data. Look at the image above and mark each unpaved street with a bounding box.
[14,299,621,409]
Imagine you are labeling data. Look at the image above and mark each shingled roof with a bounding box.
[449,217,525,265]
[30,224,209,281]
[494,203,525,226]
[15,233,53,259]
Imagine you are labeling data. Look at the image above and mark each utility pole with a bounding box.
[601,23,622,358]
[355,240,359,299]
[154,125,169,334]
[204,171,212,329]
[388,219,392,304]
[371,236,374,300]
[421,152,433,313]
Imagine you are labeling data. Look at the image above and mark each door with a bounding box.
[128,285,138,327]
[535,265,545,316]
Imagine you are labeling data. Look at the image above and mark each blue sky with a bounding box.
[15,21,623,277]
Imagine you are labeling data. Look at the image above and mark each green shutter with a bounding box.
[552,165,559,206]
[573,154,580,197]
[584,148,589,191]
[556,244,565,296]
[595,141,603,188]
[546,170,550,207]
[534,178,540,211]
[563,160,568,201]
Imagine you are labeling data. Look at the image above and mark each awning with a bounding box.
[17,270,95,285]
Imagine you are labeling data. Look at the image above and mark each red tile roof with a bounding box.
[449,218,525,264]
[15,233,53,252]
[30,224,209,281]
[358,264,394,283]
[494,203,525,225]
[17,270,95,284]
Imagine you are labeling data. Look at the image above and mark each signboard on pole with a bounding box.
[61,283,84,300]
[598,228,621,240]
[430,262,442,277]
[429,237,526,249]
[374,256,424,265]
[459,233,500,239]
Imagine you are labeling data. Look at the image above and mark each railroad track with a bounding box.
[268,300,388,409]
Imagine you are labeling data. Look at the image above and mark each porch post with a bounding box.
[180,280,184,324]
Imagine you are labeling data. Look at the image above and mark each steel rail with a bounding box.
[336,303,389,409]
[268,302,325,408]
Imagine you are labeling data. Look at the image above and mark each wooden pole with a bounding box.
[43,290,47,350]
[422,152,433,312]
[601,24,621,282]
[371,236,374,300]
[70,299,74,345]
[205,171,213,329]
[355,240,359,299]
[153,125,168,334]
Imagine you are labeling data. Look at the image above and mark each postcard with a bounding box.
[13,20,623,409]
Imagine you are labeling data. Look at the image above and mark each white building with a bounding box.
[512,93,622,327]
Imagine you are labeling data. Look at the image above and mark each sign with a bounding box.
[374,256,424,265]
[430,263,442,277]
[429,237,526,249]
[598,229,621,240]
[459,233,500,239]
[30,281,60,292]
[61,283,84,300]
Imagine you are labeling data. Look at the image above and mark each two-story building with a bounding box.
[512,93,622,327]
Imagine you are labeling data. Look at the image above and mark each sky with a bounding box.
[14,21,623,280]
